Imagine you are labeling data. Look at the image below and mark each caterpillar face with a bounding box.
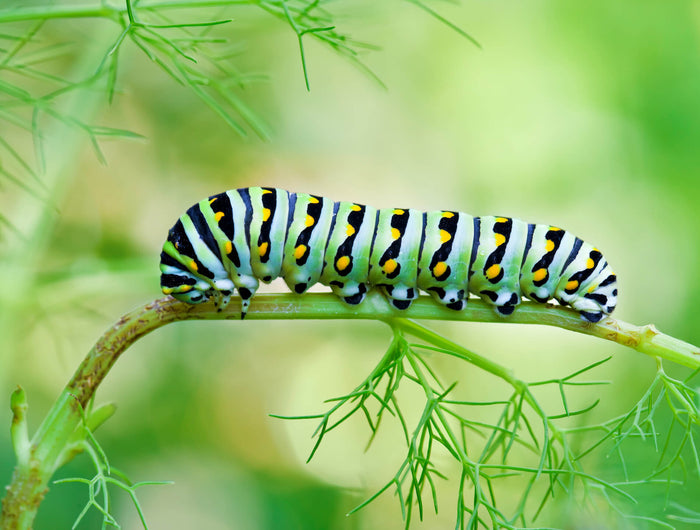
[160,187,618,322]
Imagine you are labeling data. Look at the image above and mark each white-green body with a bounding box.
[160,187,617,322]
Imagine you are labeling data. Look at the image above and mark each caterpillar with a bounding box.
[160,187,618,322]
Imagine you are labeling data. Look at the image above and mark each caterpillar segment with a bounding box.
[161,187,618,322]
[281,193,334,295]
[368,207,423,309]
[318,201,377,306]
[468,216,530,316]
[417,210,472,311]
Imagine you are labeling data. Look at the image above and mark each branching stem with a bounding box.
[1,292,698,529]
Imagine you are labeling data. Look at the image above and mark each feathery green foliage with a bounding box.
[0,0,478,194]
[276,317,700,528]
[53,400,171,530]
[1,2,699,530]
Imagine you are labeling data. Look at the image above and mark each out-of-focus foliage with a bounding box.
[1,1,699,528]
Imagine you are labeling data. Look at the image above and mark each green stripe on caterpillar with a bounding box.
[160,187,618,322]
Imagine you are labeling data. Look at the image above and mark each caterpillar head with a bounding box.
[161,272,209,303]
[160,266,234,309]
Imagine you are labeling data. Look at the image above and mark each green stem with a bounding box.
[0,1,251,23]
[1,292,698,528]
[0,4,116,23]
[390,318,519,385]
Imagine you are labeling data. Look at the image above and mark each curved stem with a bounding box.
[1,292,698,529]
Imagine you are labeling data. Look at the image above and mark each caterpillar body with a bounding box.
[160,187,618,322]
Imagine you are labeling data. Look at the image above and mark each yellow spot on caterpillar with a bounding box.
[549,226,562,231]
[346,224,356,237]
[162,287,173,294]
[351,204,362,212]
[215,211,224,222]
[496,217,508,223]
[336,255,350,271]
[391,227,401,240]
[586,258,595,269]
[258,242,268,256]
[485,264,501,280]
[494,233,506,246]
[383,259,398,275]
[588,283,598,293]
[393,209,405,215]
[533,268,547,282]
[262,208,271,222]
[305,215,315,227]
[440,230,451,243]
[179,285,192,292]
[189,260,198,271]
[309,196,319,203]
[294,244,307,260]
[433,261,447,277]
[262,189,272,194]
[545,239,555,252]
[566,280,579,291]
[209,197,217,204]
[225,241,232,254]
[442,211,454,218]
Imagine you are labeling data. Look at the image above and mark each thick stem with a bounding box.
[1,292,698,528]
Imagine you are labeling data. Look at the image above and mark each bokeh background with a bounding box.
[1,1,700,528]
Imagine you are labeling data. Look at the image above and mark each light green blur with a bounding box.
[1,1,699,528]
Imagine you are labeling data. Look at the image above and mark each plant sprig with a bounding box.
[2,294,699,529]
[0,0,478,195]
[571,360,700,484]
[272,314,700,528]
[53,399,172,530]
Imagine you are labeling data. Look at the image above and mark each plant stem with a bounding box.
[1,292,698,528]
[0,4,116,23]
[391,318,519,384]
[0,1,252,23]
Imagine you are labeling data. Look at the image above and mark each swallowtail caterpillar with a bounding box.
[160,187,618,322]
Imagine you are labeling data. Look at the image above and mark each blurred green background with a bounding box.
[1,1,700,528]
